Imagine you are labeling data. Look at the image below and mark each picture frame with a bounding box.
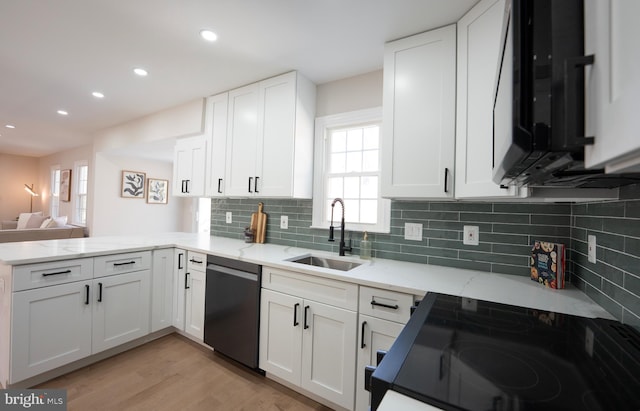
[121,170,146,198]
[147,178,169,204]
[60,169,71,202]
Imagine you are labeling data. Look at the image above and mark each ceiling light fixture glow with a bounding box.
[57,110,68,116]
[133,68,148,77]
[5,124,15,129]
[200,29,218,42]
[92,91,105,98]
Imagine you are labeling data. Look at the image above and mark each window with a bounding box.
[50,166,61,218]
[73,161,88,225]
[312,108,390,233]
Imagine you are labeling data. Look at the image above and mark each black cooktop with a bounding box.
[371,293,640,411]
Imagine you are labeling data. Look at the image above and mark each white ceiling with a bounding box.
[0,0,478,158]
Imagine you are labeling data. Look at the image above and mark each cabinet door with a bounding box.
[173,135,207,197]
[381,25,456,199]
[92,271,151,353]
[151,249,175,332]
[257,72,296,197]
[11,281,92,383]
[355,315,405,411]
[584,0,640,171]
[205,93,229,197]
[184,268,206,340]
[172,249,187,331]
[225,83,260,196]
[455,0,523,199]
[259,289,303,384]
[301,300,357,410]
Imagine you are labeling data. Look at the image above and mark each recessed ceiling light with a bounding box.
[92,91,105,98]
[57,110,68,116]
[133,68,148,77]
[5,124,15,129]
[200,29,218,42]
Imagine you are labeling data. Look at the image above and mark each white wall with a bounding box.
[316,70,383,117]
[0,154,39,221]
[91,153,188,236]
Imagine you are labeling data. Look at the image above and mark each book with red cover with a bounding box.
[530,241,565,289]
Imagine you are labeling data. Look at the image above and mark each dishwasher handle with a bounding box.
[207,264,259,282]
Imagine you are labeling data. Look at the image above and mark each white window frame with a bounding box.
[311,107,390,233]
[72,160,89,226]
[50,165,61,218]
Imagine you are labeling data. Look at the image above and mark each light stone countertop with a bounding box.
[0,232,613,319]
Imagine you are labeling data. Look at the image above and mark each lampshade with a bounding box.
[24,184,39,197]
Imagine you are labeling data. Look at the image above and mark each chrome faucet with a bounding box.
[328,198,352,256]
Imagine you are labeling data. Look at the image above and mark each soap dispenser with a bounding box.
[360,231,372,260]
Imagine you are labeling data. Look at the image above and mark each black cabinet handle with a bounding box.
[255,176,259,193]
[293,303,300,326]
[178,253,184,269]
[181,180,187,193]
[444,168,449,193]
[98,282,103,302]
[303,305,310,329]
[85,285,90,305]
[217,178,223,194]
[371,300,399,310]
[42,269,72,277]
[185,273,190,290]
[185,180,190,193]
[248,177,253,193]
[113,261,136,266]
[189,258,203,265]
[361,321,367,349]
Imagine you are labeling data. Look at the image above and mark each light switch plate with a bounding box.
[404,223,423,241]
[226,212,232,224]
[588,235,596,263]
[463,225,479,246]
[280,215,289,229]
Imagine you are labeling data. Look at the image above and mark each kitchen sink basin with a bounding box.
[290,255,361,272]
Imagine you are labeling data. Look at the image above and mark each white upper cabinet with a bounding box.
[455,0,523,199]
[173,135,207,197]
[381,25,457,199]
[584,0,640,173]
[204,93,229,197]
[225,71,316,198]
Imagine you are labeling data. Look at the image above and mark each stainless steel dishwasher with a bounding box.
[204,254,262,370]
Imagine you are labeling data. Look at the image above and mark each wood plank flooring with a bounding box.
[36,333,334,411]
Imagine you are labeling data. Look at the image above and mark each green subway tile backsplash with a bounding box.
[211,185,640,327]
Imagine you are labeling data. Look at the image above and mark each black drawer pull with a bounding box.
[304,305,310,329]
[189,258,203,264]
[85,285,90,305]
[98,282,103,302]
[293,303,300,326]
[361,321,367,349]
[371,300,399,310]
[113,261,136,266]
[42,269,72,277]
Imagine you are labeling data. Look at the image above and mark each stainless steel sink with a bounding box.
[290,255,361,271]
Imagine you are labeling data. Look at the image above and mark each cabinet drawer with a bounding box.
[359,286,413,324]
[13,258,94,292]
[186,251,206,272]
[262,266,358,311]
[94,251,151,277]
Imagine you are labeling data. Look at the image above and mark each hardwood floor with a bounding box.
[36,334,334,411]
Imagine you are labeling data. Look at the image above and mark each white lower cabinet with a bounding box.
[184,251,206,340]
[260,267,358,410]
[151,249,175,332]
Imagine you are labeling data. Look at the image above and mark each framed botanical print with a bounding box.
[147,178,169,204]
[121,170,146,198]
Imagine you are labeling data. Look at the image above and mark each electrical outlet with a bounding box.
[280,215,289,229]
[588,235,596,263]
[225,212,232,224]
[463,225,479,246]
[404,223,423,241]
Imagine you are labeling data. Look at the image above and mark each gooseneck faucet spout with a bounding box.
[328,198,352,256]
